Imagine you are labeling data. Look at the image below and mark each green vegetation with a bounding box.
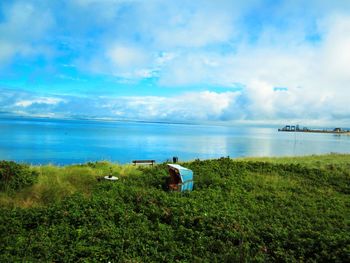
[0,162,141,207]
[0,161,38,192]
[0,154,349,262]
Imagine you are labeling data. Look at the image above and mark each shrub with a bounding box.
[0,161,38,191]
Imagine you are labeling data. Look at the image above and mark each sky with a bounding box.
[0,0,350,125]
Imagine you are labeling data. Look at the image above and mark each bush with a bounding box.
[0,161,38,191]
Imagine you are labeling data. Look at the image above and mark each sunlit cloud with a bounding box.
[15,97,65,107]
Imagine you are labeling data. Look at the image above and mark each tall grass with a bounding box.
[0,161,142,207]
[238,153,350,169]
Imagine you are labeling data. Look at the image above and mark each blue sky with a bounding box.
[1,0,350,124]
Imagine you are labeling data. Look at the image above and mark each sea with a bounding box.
[1,117,349,165]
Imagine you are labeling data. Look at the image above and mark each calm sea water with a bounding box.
[0,117,349,165]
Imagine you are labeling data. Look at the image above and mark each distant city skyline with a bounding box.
[1,0,350,125]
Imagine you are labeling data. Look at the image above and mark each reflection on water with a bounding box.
[0,117,349,164]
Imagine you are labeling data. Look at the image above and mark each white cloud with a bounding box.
[2,88,238,122]
[2,83,350,125]
[73,0,137,6]
[81,43,157,79]
[0,1,53,64]
[155,13,350,124]
[15,97,65,107]
[106,91,238,121]
[76,0,240,78]
[320,15,350,84]
[107,44,149,69]
[152,8,234,48]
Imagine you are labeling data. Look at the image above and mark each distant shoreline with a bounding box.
[278,129,350,135]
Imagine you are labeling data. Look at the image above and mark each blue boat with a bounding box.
[167,164,194,192]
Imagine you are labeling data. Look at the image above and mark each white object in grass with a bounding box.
[104,176,119,181]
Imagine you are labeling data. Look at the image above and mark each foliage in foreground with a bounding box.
[0,161,38,192]
[0,155,349,262]
[0,162,141,207]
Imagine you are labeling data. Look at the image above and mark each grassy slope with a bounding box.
[0,154,349,262]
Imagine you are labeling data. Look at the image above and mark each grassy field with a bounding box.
[0,154,349,262]
[0,162,142,207]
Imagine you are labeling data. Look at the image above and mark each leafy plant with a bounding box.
[0,161,38,191]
